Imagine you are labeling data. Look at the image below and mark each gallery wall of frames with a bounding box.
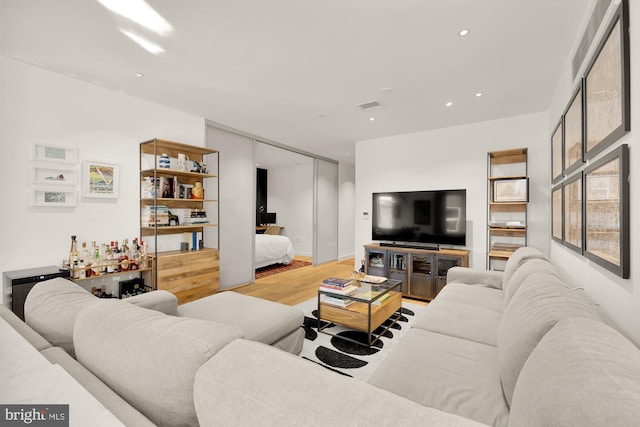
[551,0,630,279]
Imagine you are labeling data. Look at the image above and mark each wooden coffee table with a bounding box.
[317,279,402,348]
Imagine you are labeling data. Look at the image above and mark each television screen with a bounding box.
[372,189,466,247]
[258,212,277,225]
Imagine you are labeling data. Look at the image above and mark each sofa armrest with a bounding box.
[194,339,488,427]
[123,290,178,316]
[446,267,504,289]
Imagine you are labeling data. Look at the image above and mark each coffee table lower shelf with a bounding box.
[317,292,402,348]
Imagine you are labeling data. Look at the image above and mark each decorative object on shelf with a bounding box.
[32,143,77,164]
[551,117,563,184]
[584,0,630,160]
[492,178,528,203]
[82,161,119,199]
[141,177,156,198]
[177,153,189,171]
[583,144,629,278]
[563,83,583,175]
[551,184,563,243]
[191,181,204,199]
[562,172,583,255]
[159,153,171,169]
[32,163,77,186]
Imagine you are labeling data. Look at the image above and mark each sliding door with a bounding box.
[206,125,254,289]
[314,159,339,265]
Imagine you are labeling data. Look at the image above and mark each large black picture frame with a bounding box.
[551,117,564,184]
[551,184,563,243]
[584,0,630,160]
[562,172,583,255]
[583,144,629,278]
[563,83,584,176]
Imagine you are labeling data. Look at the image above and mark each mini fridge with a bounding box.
[3,266,70,321]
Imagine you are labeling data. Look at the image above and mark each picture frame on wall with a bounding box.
[32,143,78,164]
[551,184,563,243]
[562,172,583,254]
[551,117,564,184]
[583,144,629,278]
[563,83,583,175]
[30,188,77,207]
[32,163,77,186]
[492,178,528,203]
[82,161,119,199]
[584,0,630,160]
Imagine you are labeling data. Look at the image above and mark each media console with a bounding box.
[364,244,469,300]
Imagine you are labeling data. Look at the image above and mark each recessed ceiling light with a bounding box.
[445,102,453,107]
[134,72,144,78]
[459,29,470,37]
[475,92,483,97]
[121,30,164,54]
[369,117,375,121]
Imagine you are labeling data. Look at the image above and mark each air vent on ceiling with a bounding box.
[572,0,612,80]
[358,100,382,111]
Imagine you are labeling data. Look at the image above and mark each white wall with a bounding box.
[268,162,314,257]
[339,162,355,260]
[355,112,549,270]
[0,58,205,303]
[547,1,640,345]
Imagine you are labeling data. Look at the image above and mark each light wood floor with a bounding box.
[231,256,427,307]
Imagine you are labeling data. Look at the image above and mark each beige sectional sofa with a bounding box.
[194,247,640,426]
[3,248,640,426]
[4,277,304,426]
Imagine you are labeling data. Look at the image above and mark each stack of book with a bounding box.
[319,277,357,308]
[141,205,169,227]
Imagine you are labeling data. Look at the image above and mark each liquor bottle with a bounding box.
[99,243,108,275]
[92,241,101,276]
[119,239,130,271]
[68,235,78,264]
[106,241,115,274]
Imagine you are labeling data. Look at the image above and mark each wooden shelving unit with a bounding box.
[140,138,220,304]
[487,148,528,270]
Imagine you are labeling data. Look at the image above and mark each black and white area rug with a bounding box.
[296,298,427,382]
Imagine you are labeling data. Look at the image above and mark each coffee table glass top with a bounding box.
[319,279,401,303]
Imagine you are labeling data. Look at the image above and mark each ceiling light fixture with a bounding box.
[134,72,144,78]
[459,29,470,37]
[369,117,375,121]
[475,92,483,97]
[445,102,453,107]
[121,30,164,54]
[97,0,173,35]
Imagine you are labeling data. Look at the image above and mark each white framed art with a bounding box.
[82,161,119,199]
[32,143,78,164]
[30,188,77,207]
[32,163,77,186]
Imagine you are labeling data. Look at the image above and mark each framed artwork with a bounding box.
[563,83,583,175]
[493,178,528,203]
[30,188,77,207]
[551,117,564,184]
[82,161,119,198]
[584,1,630,160]
[32,143,77,164]
[584,144,629,278]
[32,164,77,186]
[562,172,583,254]
[551,184,563,243]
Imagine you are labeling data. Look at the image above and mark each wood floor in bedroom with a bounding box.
[230,256,427,307]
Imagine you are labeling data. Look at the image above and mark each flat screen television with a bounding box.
[258,212,277,225]
[372,189,466,247]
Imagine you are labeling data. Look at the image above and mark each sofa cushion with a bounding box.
[503,258,560,306]
[24,278,97,357]
[509,317,640,426]
[178,291,303,349]
[501,247,547,292]
[0,304,52,351]
[435,282,503,313]
[369,328,508,427]
[41,347,155,427]
[195,339,488,427]
[413,298,501,346]
[124,290,178,315]
[497,273,601,407]
[73,299,243,427]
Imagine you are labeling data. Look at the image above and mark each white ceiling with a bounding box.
[1,0,592,164]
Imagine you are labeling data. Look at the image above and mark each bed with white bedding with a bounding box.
[255,234,295,268]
